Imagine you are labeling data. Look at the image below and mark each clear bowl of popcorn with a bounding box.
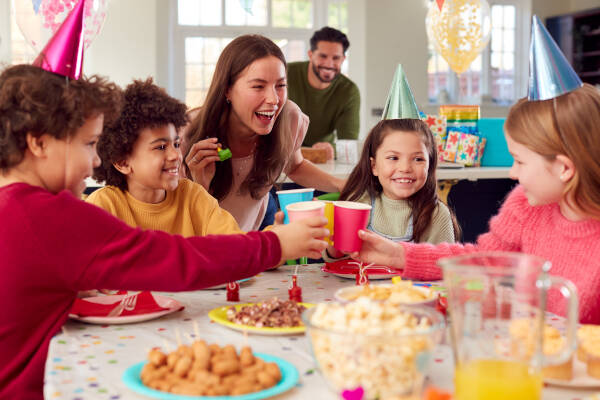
[302,298,445,400]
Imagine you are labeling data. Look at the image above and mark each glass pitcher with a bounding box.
[438,252,578,400]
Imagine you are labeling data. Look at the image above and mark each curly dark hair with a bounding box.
[93,78,188,191]
[0,64,122,171]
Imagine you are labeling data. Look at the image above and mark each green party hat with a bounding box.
[381,64,420,120]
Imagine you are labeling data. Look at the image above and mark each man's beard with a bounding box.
[312,63,339,83]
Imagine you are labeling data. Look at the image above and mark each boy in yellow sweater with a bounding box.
[87,78,242,236]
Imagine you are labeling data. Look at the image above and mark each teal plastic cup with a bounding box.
[276,188,315,224]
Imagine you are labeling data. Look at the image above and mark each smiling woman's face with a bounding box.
[226,55,287,136]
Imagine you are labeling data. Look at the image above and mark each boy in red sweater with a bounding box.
[0,64,328,399]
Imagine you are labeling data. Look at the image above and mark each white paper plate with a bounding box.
[69,294,183,325]
[334,283,437,307]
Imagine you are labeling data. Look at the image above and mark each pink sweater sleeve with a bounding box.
[401,186,527,280]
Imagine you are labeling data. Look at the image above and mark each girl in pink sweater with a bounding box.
[353,84,600,323]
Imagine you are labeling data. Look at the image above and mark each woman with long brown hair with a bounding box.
[183,35,344,231]
[325,118,458,260]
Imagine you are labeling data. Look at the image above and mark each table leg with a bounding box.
[437,179,459,205]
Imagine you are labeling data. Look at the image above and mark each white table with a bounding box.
[280,161,510,183]
[84,163,510,190]
[45,264,599,400]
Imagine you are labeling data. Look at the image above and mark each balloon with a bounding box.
[14,0,108,52]
[426,0,491,75]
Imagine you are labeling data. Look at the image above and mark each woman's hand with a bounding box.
[185,137,221,190]
[270,216,329,262]
[350,229,405,270]
[311,142,335,160]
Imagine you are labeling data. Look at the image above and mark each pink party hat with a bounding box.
[32,0,85,80]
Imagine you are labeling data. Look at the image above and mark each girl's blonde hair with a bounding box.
[505,83,600,218]
[340,118,460,242]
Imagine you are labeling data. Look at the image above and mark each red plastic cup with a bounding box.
[286,201,325,222]
[333,201,372,253]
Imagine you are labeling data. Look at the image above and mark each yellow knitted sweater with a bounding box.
[86,179,243,237]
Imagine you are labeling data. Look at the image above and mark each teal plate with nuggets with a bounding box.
[122,352,298,399]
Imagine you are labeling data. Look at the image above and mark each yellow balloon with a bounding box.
[426,0,491,75]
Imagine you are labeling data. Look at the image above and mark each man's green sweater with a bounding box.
[287,61,360,146]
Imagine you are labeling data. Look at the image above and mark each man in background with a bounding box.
[287,26,360,159]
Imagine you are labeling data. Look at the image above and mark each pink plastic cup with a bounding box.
[286,201,325,222]
[333,201,372,253]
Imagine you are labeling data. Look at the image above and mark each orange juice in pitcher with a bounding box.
[454,359,542,400]
[439,253,579,400]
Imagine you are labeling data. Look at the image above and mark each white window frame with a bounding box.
[161,0,344,102]
[0,0,12,65]
[428,0,530,105]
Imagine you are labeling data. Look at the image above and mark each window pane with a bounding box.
[470,54,482,72]
[328,4,340,28]
[185,37,233,107]
[502,52,514,71]
[203,64,217,88]
[273,0,312,28]
[491,28,503,52]
[491,5,503,28]
[292,0,312,28]
[186,89,206,108]
[328,2,347,32]
[10,11,35,63]
[185,37,204,63]
[503,29,514,52]
[226,0,267,26]
[178,0,221,26]
[503,5,515,29]
[275,39,306,62]
[186,64,203,90]
[491,52,501,69]
[272,0,292,27]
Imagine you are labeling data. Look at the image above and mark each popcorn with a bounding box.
[306,299,441,399]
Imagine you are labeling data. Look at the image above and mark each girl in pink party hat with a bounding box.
[353,16,600,324]
[0,4,327,398]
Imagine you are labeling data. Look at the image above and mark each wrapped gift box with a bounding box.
[421,113,447,161]
[441,130,461,162]
[455,133,480,166]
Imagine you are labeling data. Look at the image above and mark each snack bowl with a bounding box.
[302,299,445,400]
[334,283,437,308]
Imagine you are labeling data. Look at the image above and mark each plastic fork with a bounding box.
[107,294,138,317]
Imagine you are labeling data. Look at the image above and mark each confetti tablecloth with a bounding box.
[45,264,600,400]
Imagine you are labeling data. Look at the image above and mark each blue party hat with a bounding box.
[382,64,420,120]
[528,15,582,101]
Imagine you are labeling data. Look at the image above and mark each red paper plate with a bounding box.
[322,260,401,280]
